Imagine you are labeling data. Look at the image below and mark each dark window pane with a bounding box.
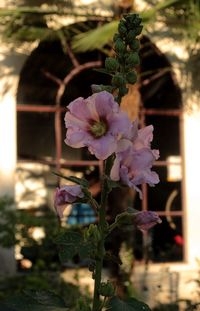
[17,112,55,160]
[140,36,182,110]
[132,217,184,263]
[151,216,184,262]
[146,115,180,161]
[148,167,182,211]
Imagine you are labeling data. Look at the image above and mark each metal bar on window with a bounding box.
[142,108,182,117]
[17,105,66,112]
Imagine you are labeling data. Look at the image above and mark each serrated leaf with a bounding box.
[55,231,93,262]
[55,231,83,245]
[79,241,94,258]
[106,296,151,311]
[55,231,83,262]
[53,172,88,187]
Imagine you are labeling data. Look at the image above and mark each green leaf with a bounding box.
[53,172,88,187]
[6,290,68,311]
[71,21,118,52]
[106,296,151,311]
[79,241,94,258]
[55,231,94,262]
[71,0,184,53]
[93,68,112,75]
[55,231,83,262]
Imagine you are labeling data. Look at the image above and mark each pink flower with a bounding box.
[54,185,84,218]
[110,122,159,198]
[134,211,162,231]
[64,91,132,160]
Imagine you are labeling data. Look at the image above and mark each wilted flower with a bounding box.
[134,211,162,231]
[54,185,84,218]
[64,91,132,160]
[110,121,159,198]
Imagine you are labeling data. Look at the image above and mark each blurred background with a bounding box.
[0,0,200,309]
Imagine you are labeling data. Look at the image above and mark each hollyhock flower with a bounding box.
[64,91,132,160]
[134,211,162,231]
[110,122,159,198]
[54,185,84,218]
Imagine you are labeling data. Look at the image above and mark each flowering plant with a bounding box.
[53,13,161,311]
[5,13,161,311]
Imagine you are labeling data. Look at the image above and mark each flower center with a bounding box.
[90,120,107,138]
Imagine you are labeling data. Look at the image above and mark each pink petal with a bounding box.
[65,128,90,148]
[64,111,88,130]
[88,135,117,160]
[65,185,84,198]
[110,154,122,181]
[55,204,68,219]
[95,91,119,116]
[134,125,153,149]
[116,138,132,153]
[67,97,92,120]
[109,112,131,136]
[130,149,157,171]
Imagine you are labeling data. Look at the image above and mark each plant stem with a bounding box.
[92,163,108,311]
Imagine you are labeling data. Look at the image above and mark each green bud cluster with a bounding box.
[91,14,142,105]
[99,281,115,297]
[84,224,101,244]
[104,13,142,104]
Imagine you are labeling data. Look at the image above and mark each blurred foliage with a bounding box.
[0,272,90,309]
[0,0,199,49]
[71,0,200,52]
[0,196,61,271]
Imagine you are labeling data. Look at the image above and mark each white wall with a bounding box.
[0,44,28,275]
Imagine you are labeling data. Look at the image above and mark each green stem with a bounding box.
[108,221,118,234]
[92,163,109,311]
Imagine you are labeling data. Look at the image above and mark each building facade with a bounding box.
[0,0,200,307]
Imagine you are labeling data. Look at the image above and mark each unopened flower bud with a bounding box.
[126,14,142,28]
[129,39,140,51]
[114,38,126,54]
[113,33,121,42]
[126,30,136,43]
[91,84,103,93]
[105,57,119,72]
[126,52,140,67]
[134,211,162,231]
[135,25,143,36]
[54,185,84,219]
[112,73,126,87]
[118,20,127,36]
[119,85,129,96]
[85,224,101,242]
[99,281,115,297]
[126,71,137,84]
